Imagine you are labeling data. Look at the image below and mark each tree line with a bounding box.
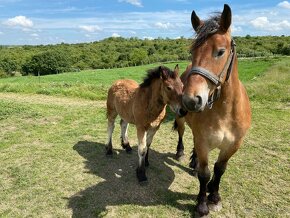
[0,35,289,77]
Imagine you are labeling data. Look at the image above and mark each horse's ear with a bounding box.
[160,66,168,80]
[191,10,202,31]
[174,64,179,76]
[220,4,232,32]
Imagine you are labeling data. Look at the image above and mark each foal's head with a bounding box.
[141,65,185,116]
[182,4,234,112]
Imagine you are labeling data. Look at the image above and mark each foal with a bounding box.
[106,65,184,182]
[175,5,251,216]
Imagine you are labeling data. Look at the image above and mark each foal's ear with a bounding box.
[191,10,202,31]
[174,64,179,76]
[160,66,168,80]
[220,4,232,32]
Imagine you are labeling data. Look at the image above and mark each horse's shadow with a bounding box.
[68,141,196,217]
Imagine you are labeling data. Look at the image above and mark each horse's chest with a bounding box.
[206,126,236,150]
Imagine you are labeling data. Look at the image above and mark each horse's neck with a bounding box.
[141,80,166,115]
[220,60,241,104]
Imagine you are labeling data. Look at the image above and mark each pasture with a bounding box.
[0,57,289,217]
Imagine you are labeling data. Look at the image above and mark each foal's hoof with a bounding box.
[196,202,209,217]
[175,150,184,161]
[136,168,147,184]
[122,143,132,153]
[106,149,113,155]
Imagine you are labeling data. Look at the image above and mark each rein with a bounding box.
[188,39,236,109]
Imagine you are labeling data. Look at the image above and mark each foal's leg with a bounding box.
[136,127,148,182]
[120,119,132,153]
[106,112,117,155]
[174,117,185,160]
[195,141,211,216]
[145,127,158,167]
[207,141,241,206]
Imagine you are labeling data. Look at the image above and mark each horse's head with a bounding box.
[159,65,186,117]
[182,4,235,112]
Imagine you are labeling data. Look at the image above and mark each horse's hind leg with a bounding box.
[106,107,117,155]
[207,141,241,209]
[173,117,185,160]
[120,119,132,153]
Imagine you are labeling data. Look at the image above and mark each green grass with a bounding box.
[0,57,289,217]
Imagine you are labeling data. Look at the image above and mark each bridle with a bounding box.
[187,39,236,109]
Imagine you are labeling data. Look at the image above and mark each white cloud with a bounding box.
[30,33,39,37]
[118,0,143,7]
[250,17,269,28]
[250,16,290,31]
[143,36,154,40]
[232,25,243,33]
[112,33,121,37]
[154,22,174,29]
[278,1,290,9]
[79,25,102,32]
[4,16,33,28]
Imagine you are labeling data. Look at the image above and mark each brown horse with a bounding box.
[106,65,185,182]
[174,4,251,216]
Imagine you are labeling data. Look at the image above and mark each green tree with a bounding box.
[22,50,71,76]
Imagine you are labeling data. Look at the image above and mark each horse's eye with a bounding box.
[217,49,225,57]
[166,86,173,91]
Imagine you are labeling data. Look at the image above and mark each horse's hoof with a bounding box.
[175,150,184,161]
[136,168,147,183]
[145,161,149,167]
[105,146,113,155]
[196,202,209,217]
[106,149,113,155]
[122,143,132,153]
[207,192,221,204]
[208,201,222,212]
[125,146,132,153]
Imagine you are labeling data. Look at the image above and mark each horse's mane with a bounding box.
[191,13,221,50]
[140,66,176,88]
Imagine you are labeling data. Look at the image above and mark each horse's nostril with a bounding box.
[182,95,203,112]
[195,95,202,107]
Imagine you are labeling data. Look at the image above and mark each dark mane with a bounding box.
[191,13,221,50]
[140,66,176,88]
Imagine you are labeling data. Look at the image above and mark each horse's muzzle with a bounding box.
[182,95,204,112]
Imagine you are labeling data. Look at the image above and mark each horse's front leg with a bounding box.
[145,127,158,167]
[207,141,241,209]
[173,116,185,160]
[195,141,211,216]
[136,127,148,183]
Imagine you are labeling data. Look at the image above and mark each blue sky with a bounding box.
[0,0,290,45]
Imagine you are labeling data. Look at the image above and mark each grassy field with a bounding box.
[0,57,289,217]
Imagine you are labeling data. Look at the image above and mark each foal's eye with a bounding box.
[166,86,173,91]
[216,49,225,57]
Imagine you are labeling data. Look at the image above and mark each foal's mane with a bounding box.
[140,66,176,88]
[191,13,222,50]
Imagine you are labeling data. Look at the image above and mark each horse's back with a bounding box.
[107,79,138,123]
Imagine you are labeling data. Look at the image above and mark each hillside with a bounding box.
[0,36,289,77]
